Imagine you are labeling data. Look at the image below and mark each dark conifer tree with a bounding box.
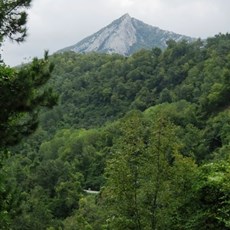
[0,0,32,43]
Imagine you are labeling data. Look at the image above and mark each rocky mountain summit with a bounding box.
[59,14,195,56]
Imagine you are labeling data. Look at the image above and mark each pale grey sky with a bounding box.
[2,0,230,66]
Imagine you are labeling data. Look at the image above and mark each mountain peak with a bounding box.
[119,13,131,20]
[58,15,195,56]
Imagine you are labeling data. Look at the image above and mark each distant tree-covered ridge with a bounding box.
[41,34,230,132]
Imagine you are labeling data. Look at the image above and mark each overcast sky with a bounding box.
[2,0,230,66]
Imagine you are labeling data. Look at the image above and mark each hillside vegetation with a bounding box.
[3,33,230,229]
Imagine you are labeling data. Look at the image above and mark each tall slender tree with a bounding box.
[103,111,146,229]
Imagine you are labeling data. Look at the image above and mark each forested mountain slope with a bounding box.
[43,34,230,133]
[4,33,230,229]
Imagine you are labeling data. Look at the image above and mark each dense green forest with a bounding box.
[1,33,229,229]
[1,3,230,228]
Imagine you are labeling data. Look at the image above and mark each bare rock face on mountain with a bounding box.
[59,14,195,55]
